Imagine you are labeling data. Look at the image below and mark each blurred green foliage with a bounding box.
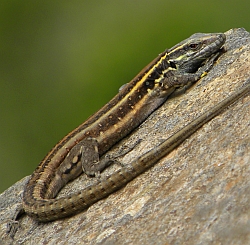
[0,1,249,193]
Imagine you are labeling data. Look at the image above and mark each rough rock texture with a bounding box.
[0,28,249,245]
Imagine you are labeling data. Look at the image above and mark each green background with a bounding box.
[1,1,249,193]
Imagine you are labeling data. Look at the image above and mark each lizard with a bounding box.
[9,33,231,226]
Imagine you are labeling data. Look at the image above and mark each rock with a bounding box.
[0,28,249,245]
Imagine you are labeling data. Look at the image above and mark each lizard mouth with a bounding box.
[200,46,226,67]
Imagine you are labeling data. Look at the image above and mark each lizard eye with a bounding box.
[169,61,177,69]
[189,43,199,50]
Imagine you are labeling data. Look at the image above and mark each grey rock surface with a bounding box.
[0,28,249,245]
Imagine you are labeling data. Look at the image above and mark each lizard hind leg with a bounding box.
[80,137,114,177]
[6,205,24,239]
